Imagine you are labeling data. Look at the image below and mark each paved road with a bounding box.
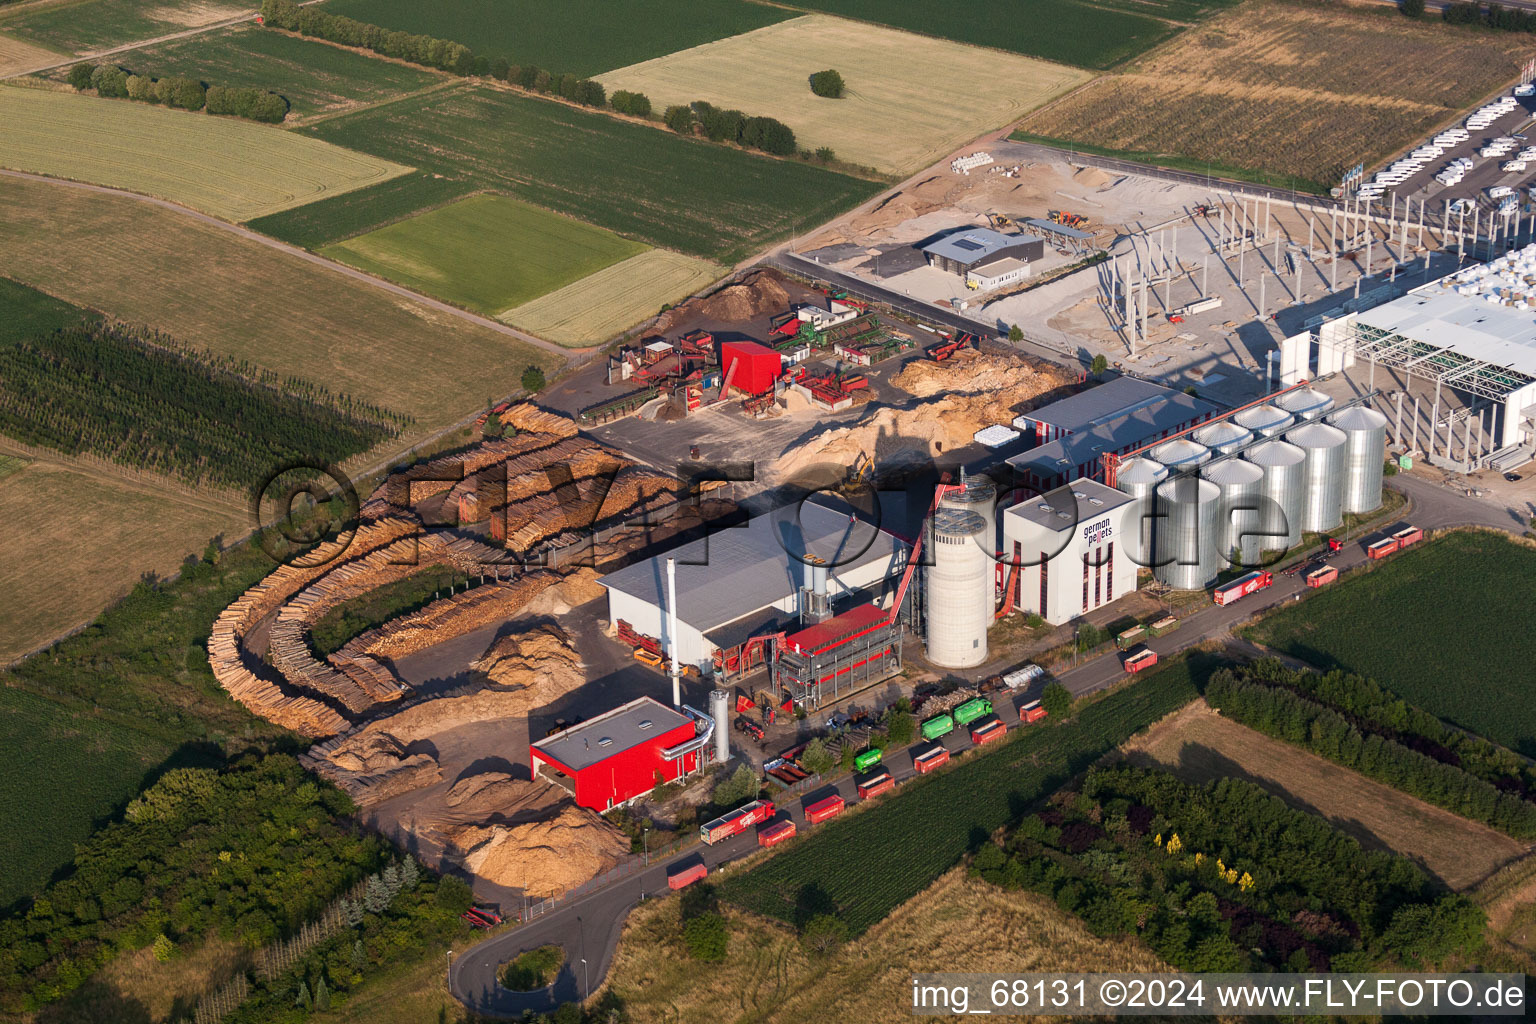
[449,473,1525,1017]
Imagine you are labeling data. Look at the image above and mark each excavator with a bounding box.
[986,212,1013,230]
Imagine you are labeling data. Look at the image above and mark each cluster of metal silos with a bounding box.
[1286,421,1349,533]
[1328,406,1389,514]
[1244,439,1307,549]
[1115,457,1168,566]
[923,508,991,668]
[1153,474,1222,590]
[1204,458,1265,567]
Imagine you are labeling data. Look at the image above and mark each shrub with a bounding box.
[434,875,473,915]
[809,69,845,99]
[664,104,695,135]
[66,63,94,91]
[90,64,129,98]
[163,76,206,111]
[532,68,552,92]
[1041,682,1073,719]
[1400,0,1425,16]
[800,737,834,775]
[712,764,758,808]
[611,90,651,118]
[125,74,155,102]
[489,56,510,81]
[799,913,847,956]
[813,146,835,164]
[1008,324,1023,342]
[205,85,288,123]
[681,911,729,961]
[745,116,796,156]
[151,934,175,962]
[500,944,564,990]
[1090,354,1108,377]
[574,79,606,108]
[520,364,546,392]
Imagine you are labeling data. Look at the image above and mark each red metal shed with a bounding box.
[529,696,700,811]
[720,340,782,397]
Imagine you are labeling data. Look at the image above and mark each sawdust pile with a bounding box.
[1073,166,1116,189]
[443,771,554,814]
[472,624,585,707]
[653,269,789,333]
[453,806,630,897]
[779,350,1069,476]
[326,733,443,804]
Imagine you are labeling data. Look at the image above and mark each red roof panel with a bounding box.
[783,602,888,655]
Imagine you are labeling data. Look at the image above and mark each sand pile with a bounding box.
[1072,166,1116,189]
[654,269,789,332]
[453,806,630,896]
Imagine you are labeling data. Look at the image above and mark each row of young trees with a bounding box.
[66,62,289,123]
[1205,666,1536,838]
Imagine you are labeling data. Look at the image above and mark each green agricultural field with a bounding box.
[84,24,443,118]
[320,193,647,315]
[321,0,791,76]
[0,275,90,344]
[720,658,1206,935]
[0,0,246,56]
[774,0,1238,70]
[1246,531,1536,756]
[305,85,883,263]
[244,170,476,247]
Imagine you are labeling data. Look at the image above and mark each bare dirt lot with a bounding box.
[1017,0,1535,190]
[1123,701,1527,890]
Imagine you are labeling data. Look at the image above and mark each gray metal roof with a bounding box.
[1355,287,1536,378]
[598,500,906,635]
[921,227,1043,266]
[1020,377,1211,435]
[1005,480,1130,533]
[1007,380,1220,477]
[532,697,692,772]
[1024,217,1094,241]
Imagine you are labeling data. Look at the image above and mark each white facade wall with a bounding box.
[1501,380,1536,448]
[1315,318,1356,376]
[1001,504,1138,626]
[1279,329,1312,385]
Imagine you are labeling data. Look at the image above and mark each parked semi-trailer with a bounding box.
[1123,647,1158,674]
[1002,664,1044,689]
[1115,626,1146,650]
[804,794,845,824]
[700,799,776,844]
[952,697,993,726]
[668,862,707,889]
[1306,565,1338,587]
[914,745,950,774]
[1213,570,1273,606]
[921,712,956,740]
[853,748,883,772]
[1367,537,1399,560]
[971,718,1006,744]
[1393,525,1423,548]
[1019,700,1048,724]
[757,820,796,848]
[857,772,894,799]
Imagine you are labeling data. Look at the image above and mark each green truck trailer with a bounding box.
[952,698,993,726]
[920,712,955,741]
[853,747,883,772]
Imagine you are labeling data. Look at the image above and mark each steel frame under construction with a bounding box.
[1347,320,1535,403]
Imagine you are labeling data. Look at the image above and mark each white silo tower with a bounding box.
[924,508,990,668]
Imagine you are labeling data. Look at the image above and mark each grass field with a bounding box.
[597,15,1091,176]
[1017,0,1534,190]
[1246,530,1536,756]
[243,170,477,247]
[0,174,561,439]
[500,249,724,346]
[0,86,411,222]
[721,658,1206,935]
[774,0,1229,70]
[1122,701,1525,890]
[0,29,63,76]
[603,868,1164,1024]
[320,193,647,315]
[304,85,883,263]
[0,273,89,343]
[0,685,174,907]
[0,0,245,55]
[321,0,791,77]
[87,23,444,118]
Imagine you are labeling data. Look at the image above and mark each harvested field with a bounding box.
[0,87,410,222]
[94,24,444,118]
[500,249,725,347]
[0,174,561,438]
[304,84,883,263]
[0,31,63,77]
[0,0,245,55]
[779,349,1070,476]
[605,866,1165,1024]
[1017,0,1535,190]
[1122,701,1525,891]
[598,15,1092,175]
[322,0,791,77]
[320,193,647,316]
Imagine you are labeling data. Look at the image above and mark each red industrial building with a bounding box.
[529,697,701,811]
[719,340,782,397]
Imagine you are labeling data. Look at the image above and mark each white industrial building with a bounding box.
[596,500,908,670]
[999,480,1137,626]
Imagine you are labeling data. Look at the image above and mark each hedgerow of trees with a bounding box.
[67,62,289,123]
[973,764,1485,972]
[1205,663,1536,838]
[0,319,406,491]
[1442,0,1536,31]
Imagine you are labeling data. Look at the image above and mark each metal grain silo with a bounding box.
[1286,421,1349,533]
[1276,386,1335,422]
[924,508,990,668]
[1233,403,1296,438]
[1150,437,1211,473]
[1193,420,1254,455]
[1115,457,1167,568]
[1328,406,1388,514]
[1154,476,1221,590]
[1203,458,1265,569]
[939,470,998,612]
[1244,439,1307,550]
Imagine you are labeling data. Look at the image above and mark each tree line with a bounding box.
[1438,1,1536,32]
[665,100,799,157]
[0,319,405,492]
[1205,664,1536,839]
[66,62,289,123]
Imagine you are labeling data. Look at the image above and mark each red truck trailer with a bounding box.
[1393,526,1423,548]
[971,718,1007,745]
[668,862,707,890]
[1305,565,1339,587]
[1367,538,1399,560]
[804,794,845,824]
[1019,700,1048,724]
[1213,570,1274,606]
[913,745,950,774]
[699,799,776,845]
[757,820,797,848]
[857,772,894,799]
[1123,647,1158,674]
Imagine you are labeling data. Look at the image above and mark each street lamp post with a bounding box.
[445,950,453,992]
[580,957,589,1001]
[642,827,650,866]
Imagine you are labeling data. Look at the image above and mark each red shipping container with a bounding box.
[668,863,707,889]
[914,745,950,774]
[857,772,894,799]
[720,340,782,397]
[1367,538,1398,560]
[971,719,1007,745]
[1393,526,1423,547]
[1023,704,1048,724]
[804,794,845,824]
[758,820,797,847]
[1306,565,1338,587]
